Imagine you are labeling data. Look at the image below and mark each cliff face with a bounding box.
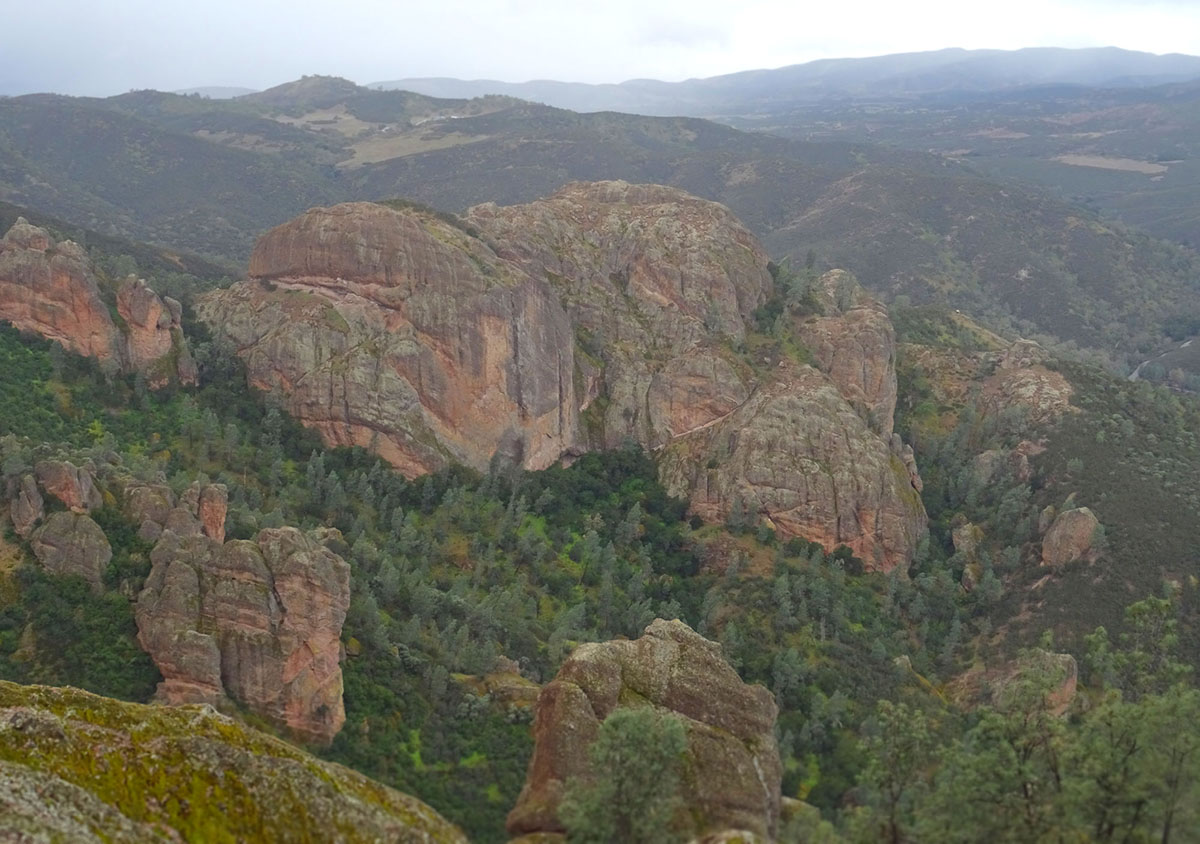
[468,181,772,450]
[0,218,196,386]
[0,681,466,843]
[201,202,577,476]
[201,184,927,570]
[507,619,781,840]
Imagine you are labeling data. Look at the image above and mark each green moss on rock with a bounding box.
[0,680,467,843]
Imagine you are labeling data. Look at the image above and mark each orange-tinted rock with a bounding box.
[1041,507,1101,567]
[797,270,898,435]
[202,202,578,476]
[0,219,196,386]
[9,475,43,538]
[660,365,926,572]
[507,619,781,840]
[34,460,101,513]
[0,219,119,361]
[201,185,927,570]
[136,526,351,744]
[469,181,772,450]
[197,484,228,543]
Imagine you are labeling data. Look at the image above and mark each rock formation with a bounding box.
[507,619,781,841]
[28,512,112,591]
[122,480,226,544]
[9,475,43,538]
[34,459,102,513]
[201,202,577,476]
[135,525,351,744]
[659,364,926,571]
[200,184,927,570]
[1041,506,1102,567]
[796,269,898,435]
[0,218,196,386]
[468,181,772,450]
[0,680,466,843]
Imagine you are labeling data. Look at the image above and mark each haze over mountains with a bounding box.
[370,47,1200,115]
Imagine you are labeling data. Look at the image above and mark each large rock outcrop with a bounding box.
[201,202,577,476]
[135,526,351,744]
[659,364,926,571]
[0,681,466,843]
[201,184,927,569]
[468,181,773,450]
[0,219,195,386]
[507,619,781,841]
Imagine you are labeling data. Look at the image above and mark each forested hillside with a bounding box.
[2,210,1200,842]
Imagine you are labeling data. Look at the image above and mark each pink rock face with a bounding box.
[659,365,927,573]
[9,475,44,538]
[135,527,352,744]
[797,271,898,436]
[0,219,120,361]
[508,619,781,840]
[203,202,579,477]
[34,460,101,513]
[28,512,112,591]
[0,219,197,386]
[201,186,927,571]
[197,484,228,543]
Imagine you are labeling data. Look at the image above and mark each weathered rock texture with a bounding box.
[0,680,466,843]
[659,364,925,571]
[507,619,781,841]
[796,269,898,435]
[201,184,927,569]
[201,202,577,476]
[135,525,350,744]
[34,459,101,513]
[28,512,111,591]
[1041,506,1102,567]
[0,218,195,386]
[468,181,772,450]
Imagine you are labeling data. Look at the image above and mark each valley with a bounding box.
[2,43,1200,843]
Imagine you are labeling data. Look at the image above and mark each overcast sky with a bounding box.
[3,0,1200,96]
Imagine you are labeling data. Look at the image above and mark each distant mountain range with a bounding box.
[369,46,1200,115]
[173,86,259,99]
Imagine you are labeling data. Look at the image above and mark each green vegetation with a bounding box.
[560,708,688,844]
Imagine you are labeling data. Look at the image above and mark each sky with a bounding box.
[3,0,1200,96]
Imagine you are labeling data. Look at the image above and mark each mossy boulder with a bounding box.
[0,680,466,843]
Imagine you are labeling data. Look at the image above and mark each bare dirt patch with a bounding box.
[342,131,490,167]
[1053,154,1168,175]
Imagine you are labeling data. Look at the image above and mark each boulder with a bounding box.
[0,680,467,843]
[197,484,228,543]
[9,474,43,538]
[0,219,120,361]
[1041,507,1102,567]
[135,526,351,744]
[507,619,781,840]
[34,460,102,513]
[28,512,112,591]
